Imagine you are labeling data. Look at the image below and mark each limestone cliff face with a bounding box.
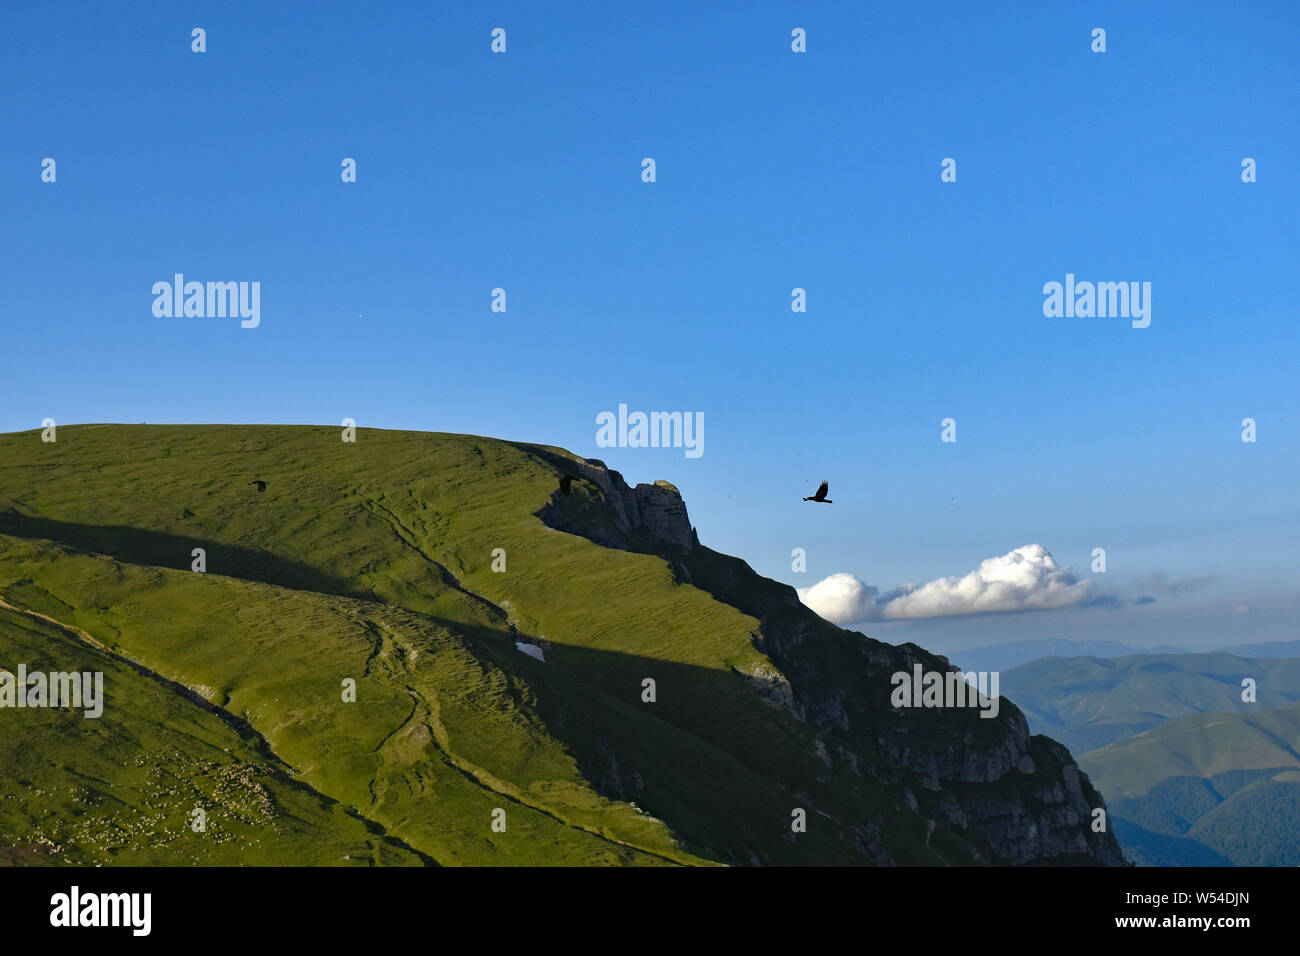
[633,480,697,551]
[540,457,698,552]
[701,557,1127,866]
[536,460,1126,866]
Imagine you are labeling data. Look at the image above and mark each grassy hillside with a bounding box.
[0,598,425,866]
[1078,702,1300,866]
[1000,651,1300,754]
[0,424,1122,866]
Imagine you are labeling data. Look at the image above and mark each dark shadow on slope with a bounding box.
[0,511,369,600]
[448,619,918,867]
[450,614,1124,867]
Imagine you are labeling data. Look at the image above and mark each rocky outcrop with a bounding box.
[539,457,698,552]
[734,660,805,720]
[633,480,696,550]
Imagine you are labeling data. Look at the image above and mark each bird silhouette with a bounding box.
[250,480,268,492]
[802,480,832,503]
[558,474,579,496]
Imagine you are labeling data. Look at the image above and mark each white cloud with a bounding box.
[797,544,1093,624]
[795,573,881,625]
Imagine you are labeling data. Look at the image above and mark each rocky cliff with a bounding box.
[539,457,699,552]
[536,453,1126,866]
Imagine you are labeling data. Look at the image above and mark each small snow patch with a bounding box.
[515,642,545,662]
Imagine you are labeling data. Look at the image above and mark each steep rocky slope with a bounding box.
[533,448,1126,865]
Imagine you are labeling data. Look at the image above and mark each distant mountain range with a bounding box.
[1079,702,1300,866]
[999,651,1300,755]
[1218,639,1300,658]
[949,639,1186,674]
[949,637,1300,675]
[988,646,1300,866]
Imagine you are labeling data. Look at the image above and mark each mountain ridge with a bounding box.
[0,424,1125,866]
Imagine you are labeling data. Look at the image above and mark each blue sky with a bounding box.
[2,1,1296,654]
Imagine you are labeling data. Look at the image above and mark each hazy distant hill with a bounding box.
[0,424,1124,866]
[950,639,1186,674]
[1000,651,1300,754]
[1079,703,1300,866]
[1217,639,1300,658]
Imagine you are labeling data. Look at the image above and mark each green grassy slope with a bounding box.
[0,600,427,866]
[0,538,701,866]
[0,424,1122,865]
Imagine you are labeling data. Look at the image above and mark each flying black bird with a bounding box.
[802,480,832,503]
[250,480,268,492]
[558,474,579,496]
